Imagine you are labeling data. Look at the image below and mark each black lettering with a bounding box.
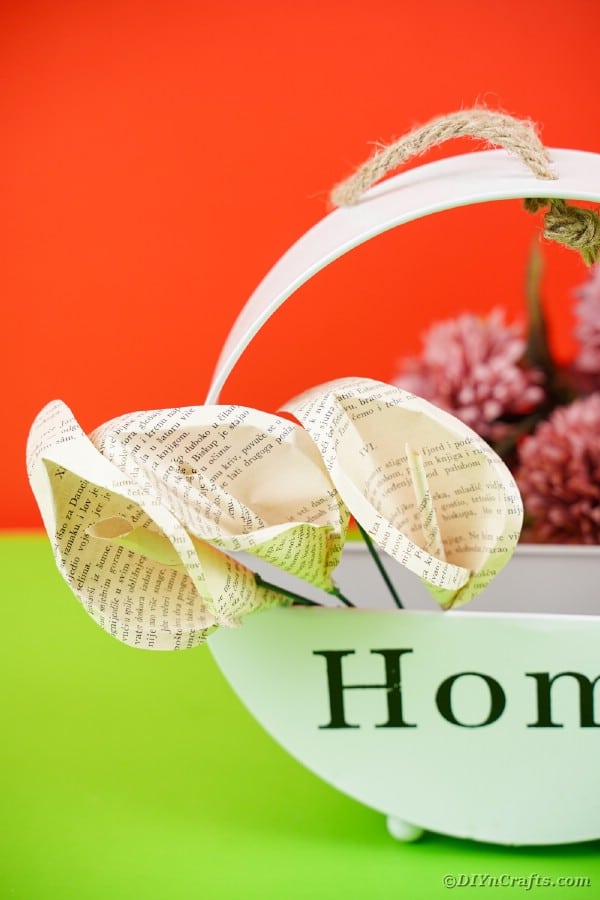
[526,671,600,728]
[436,671,505,727]
[313,649,416,729]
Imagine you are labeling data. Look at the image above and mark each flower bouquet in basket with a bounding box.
[27,111,600,847]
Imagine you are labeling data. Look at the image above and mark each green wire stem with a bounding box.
[254,573,320,606]
[356,522,404,609]
[255,573,354,609]
[329,585,355,608]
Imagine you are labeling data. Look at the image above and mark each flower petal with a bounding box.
[27,400,282,647]
[284,378,523,609]
[88,517,285,627]
[90,404,349,590]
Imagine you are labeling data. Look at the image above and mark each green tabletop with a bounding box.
[1,535,598,900]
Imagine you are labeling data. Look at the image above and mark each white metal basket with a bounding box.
[207,147,600,845]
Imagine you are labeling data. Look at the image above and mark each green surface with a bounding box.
[1,535,599,900]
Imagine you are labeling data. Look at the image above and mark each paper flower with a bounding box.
[89,403,348,591]
[394,310,545,441]
[26,400,345,650]
[515,394,600,544]
[574,264,600,376]
[284,377,523,609]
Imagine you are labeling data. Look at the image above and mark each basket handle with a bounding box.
[206,147,600,403]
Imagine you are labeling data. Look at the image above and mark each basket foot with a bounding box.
[386,815,424,842]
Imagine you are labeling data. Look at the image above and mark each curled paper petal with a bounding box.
[284,378,523,609]
[87,516,283,628]
[26,401,283,649]
[90,404,348,591]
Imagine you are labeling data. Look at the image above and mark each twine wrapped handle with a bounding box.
[524,197,600,266]
[331,109,600,264]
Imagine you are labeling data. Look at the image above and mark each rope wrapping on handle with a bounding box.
[331,109,600,264]
[330,109,557,206]
[524,198,600,265]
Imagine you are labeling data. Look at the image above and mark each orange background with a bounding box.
[2,0,599,528]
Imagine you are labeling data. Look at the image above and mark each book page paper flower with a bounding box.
[284,377,523,608]
[26,401,285,649]
[89,404,348,592]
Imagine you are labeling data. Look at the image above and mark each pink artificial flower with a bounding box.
[574,264,600,374]
[394,310,545,440]
[515,394,600,544]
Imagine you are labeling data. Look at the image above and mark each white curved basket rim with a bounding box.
[207,147,600,402]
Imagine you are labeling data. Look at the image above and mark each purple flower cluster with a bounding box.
[515,394,600,543]
[395,309,545,440]
[394,264,600,543]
